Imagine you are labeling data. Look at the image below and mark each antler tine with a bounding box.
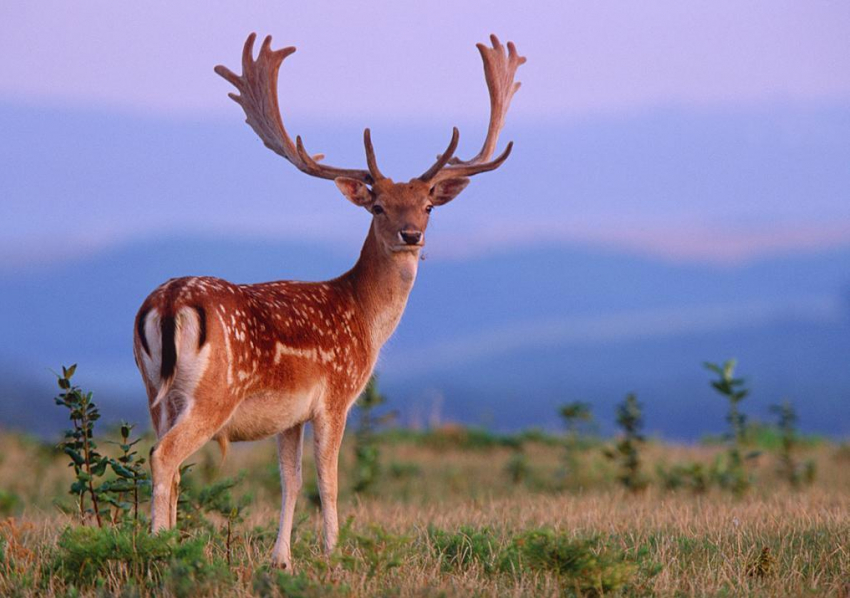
[418,127,460,182]
[363,129,385,182]
[439,142,513,180]
[455,34,526,166]
[215,33,374,184]
[426,35,525,183]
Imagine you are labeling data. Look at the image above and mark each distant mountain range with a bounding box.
[3,100,850,265]
[1,236,848,439]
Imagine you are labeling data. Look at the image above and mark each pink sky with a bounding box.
[2,2,849,120]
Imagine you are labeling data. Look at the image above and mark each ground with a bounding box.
[0,427,847,596]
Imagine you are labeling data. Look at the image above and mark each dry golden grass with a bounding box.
[0,430,848,596]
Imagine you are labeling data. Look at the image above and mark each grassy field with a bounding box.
[0,422,847,597]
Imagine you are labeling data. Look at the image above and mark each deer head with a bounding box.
[215,33,526,256]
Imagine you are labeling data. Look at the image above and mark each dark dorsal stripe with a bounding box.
[194,305,207,349]
[137,308,151,355]
[160,314,177,381]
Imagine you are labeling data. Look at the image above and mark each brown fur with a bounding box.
[134,219,424,567]
[134,32,524,571]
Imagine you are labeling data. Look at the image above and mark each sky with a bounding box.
[2,1,850,265]
[3,2,849,119]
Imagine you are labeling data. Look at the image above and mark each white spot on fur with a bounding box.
[216,311,234,386]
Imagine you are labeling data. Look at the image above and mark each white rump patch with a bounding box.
[148,307,211,417]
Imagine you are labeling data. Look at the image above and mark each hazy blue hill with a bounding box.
[0,235,848,438]
[0,237,349,375]
[3,99,850,266]
[402,244,850,345]
[2,99,849,437]
[393,318,850,439]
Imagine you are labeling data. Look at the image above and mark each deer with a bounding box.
[132,32,525,570]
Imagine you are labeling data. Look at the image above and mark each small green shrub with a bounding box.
[499,529,636,595]
[604,394,648,492]
[705,359,759,494]
[53,365,108,527]
[176,467,251,564]
[333,518,412,577]
[51,525,232,595]
[52,525,175,584]
[352,376,394,494]
[419,426,517,451]
[770,400,816,488]
[252,566,345,598]
[54,366,150,528]
[504,448,531,486]
[657,462,708,493]
[163,535,233,598]
[0,490,22,516]
[516,427,562,446]
[101,421,150,527]
[557,401,593,489]
[387,461,421,479]
[428,525,499,573]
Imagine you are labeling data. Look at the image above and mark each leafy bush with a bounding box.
[252,566,345,598]
[705,359,759,494]
[352,376,395,494]
[54,366,150,528]
[387,461,421,479]
[499,529,636,595]
[162,534,233,598]
[51,525,232,595]
[0,490,21,516]
[504,448,531,486]
[770,400,816,488]
[427,524,645,594]
[53,365,108,526]
[101,421,150,527]
[176,466,252,565]
[558,402,593,436]
[557,401,594,490]
[657,462,709,493]
[417,426,518,451]
[335,519,412,577]
[604,394,648,492]
[428,525,499,573]
[53,525,174,584]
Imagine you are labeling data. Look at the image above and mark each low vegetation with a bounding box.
[0,361,845,596]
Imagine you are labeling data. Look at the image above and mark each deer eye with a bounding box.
[371,205,385,215]
[425,205,434,214]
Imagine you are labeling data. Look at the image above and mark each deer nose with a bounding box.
[399,230,423,245]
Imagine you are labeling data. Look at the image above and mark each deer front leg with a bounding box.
[312,411,346,554]
[271,423,304,571]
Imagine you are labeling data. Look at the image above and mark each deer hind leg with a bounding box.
[312,411,346,554]
[152,401,183,530]
[150,398,236,533]
[271,423,304,571]
[169,469,180,528]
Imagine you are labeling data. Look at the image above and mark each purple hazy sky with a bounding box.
[3,2,849,119]
[2,2,850,266]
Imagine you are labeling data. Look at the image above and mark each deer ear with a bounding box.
[430,177,470,205]
[334,177,374,207]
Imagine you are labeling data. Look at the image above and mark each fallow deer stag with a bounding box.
[133,32,525,570]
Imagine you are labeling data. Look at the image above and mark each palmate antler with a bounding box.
[214,34,382,184]
[215,33,525,186]
[420,35,526,184]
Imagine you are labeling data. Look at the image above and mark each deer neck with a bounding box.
[343,222,419,352]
